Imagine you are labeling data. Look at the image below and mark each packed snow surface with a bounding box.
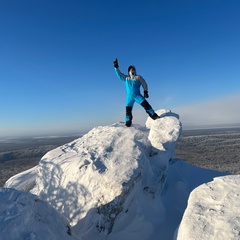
[1,109,238,240]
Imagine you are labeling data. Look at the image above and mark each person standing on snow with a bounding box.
[113,58,159,127]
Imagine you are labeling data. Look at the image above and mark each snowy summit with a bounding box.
[1,109,240,240]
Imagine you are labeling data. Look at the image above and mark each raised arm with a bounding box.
[113,58,128,81]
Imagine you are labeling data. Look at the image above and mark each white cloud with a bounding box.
[173,94,240,129]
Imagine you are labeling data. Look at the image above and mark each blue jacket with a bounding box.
[115,68,148,96]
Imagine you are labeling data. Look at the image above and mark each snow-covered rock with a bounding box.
[33,124,146,224]
[30,109,181,238]
[146,109,181,154]
[176,175,240,240]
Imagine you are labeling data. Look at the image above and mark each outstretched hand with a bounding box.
[113,58,119,68]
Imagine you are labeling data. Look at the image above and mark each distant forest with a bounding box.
[1,128,240,187]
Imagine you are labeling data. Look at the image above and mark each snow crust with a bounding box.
[1,109,238,240]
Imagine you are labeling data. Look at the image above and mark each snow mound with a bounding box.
[176,175,240,240]
[0,188,77,240]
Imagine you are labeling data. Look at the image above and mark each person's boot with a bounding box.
[125,120,132,127]
[150,113,160,120]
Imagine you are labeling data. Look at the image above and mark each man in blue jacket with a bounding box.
[113,58,159,127]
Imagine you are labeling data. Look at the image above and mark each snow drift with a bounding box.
[1,109,238,240]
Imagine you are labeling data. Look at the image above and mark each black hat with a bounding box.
[128,65,136,72]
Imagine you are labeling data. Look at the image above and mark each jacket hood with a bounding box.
[128,65,136,73]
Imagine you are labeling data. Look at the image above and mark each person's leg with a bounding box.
[125,96,135,127]
[140,99,159,120]
[125,106,133,127]
[135,95,159,119]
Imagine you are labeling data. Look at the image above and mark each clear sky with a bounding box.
[1,0,240,137]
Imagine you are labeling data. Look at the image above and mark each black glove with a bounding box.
[113,58,119,68]
[144,91,149,98]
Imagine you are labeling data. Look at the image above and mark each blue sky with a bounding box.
[1,0,240,137]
